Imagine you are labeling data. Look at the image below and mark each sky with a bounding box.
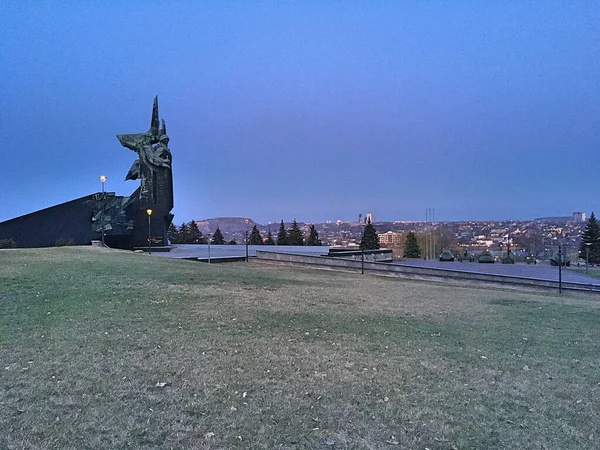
[1,1,599,224]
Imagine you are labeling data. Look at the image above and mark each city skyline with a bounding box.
[1,2,598,224]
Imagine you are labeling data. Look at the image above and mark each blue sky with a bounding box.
[1,1,598,224]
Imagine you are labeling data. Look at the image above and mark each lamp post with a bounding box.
[361,245,365,275]
[585,242,591,274]
[146,209,153,255]
[99,176,107,246]
[207,233,211,264]
[245,219,249,262]
[558,244,562,294]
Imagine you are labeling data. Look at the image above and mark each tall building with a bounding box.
[378,231,403,245]
[365,212,373,224]
[573,212,586,222]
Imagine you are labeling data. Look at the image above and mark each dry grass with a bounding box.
[1,247,600,449]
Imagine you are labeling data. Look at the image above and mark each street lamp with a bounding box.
[245,219,249,262]
[585,242,591,274]
[207,233,211,264]
[99,176,107,246]
[146,209,153,255]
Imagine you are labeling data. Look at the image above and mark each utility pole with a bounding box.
[424,208,429,260]
[424,207,435,260]
[432,208,436,259]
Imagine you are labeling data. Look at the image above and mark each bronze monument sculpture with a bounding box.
[117,96,174,248]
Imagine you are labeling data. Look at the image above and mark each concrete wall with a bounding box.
[255,251,600,294]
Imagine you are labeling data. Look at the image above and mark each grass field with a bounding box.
[1,247,600,449]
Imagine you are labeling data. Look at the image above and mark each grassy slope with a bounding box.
[1,247,599,449]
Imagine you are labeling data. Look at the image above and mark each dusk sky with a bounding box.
[1,2,598,224]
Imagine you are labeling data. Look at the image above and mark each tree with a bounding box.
[306,224,322,246]
[264,229,275,245]
[188,220,203,244]
[179,222,191,244]
[403,231,421,258]
[287,219,304,246]
[168,223,180,244]
[228,239,237,245]
[579,212,600,264]
[212,226,226,245]
[249,225,263,245]
[360,219,380,250]
[276,220,288,245]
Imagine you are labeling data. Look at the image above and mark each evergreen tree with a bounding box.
[264,229,275,245]
[188,220,203,244]
[228,239,238,245]
[360,219,380,250]
[287,219,304,246]
[211,226,226,245]
[168,223,180,244]
[249,225,263,245]
[179,222,191,244]
[276,220,288,245]
[579,212,600,264]
[403,231,421,258]
[306,224,322,246]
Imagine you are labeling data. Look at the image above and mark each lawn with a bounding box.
[1,247,600,449]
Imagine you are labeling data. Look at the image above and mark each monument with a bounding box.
[117,96,174,248]
[0,97,174,249]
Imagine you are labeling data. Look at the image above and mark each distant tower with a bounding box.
[366,213,373,224]
[358,213,362,224]
[573,212,586,222]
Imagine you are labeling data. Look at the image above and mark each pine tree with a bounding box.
[360,219,380,250]
[306,224,322,246]
[579,212,600,264]
[403,231,421,258]
[212,226,226,245]
[179,222,191,244]
[276,220,288,245]
[287,219,304,246]
[249,225,263,245]
[168,223,180,244]
[189,220,203,244]
[264,229,275,245]
[228,239,237,245]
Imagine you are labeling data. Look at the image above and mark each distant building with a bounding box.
[378,231,403,245]
[573,212,586,222]
[366,213,373,224]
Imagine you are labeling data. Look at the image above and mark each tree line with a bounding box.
[167,219,323,246]
[255,220,322,246]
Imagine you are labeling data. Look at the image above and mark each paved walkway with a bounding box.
[153,244,329,260]
[395,260,600,285]
[156,246,600,286]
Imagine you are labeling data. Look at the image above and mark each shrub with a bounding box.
[0,238,16,248]
[54,238,77,247]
